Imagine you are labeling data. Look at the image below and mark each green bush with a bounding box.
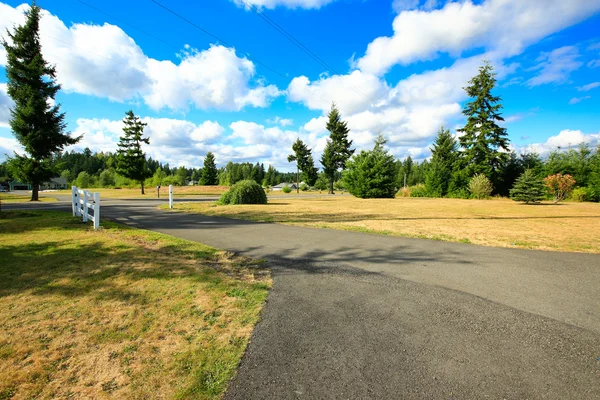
[217,180,267,205]
[510,169,545,204]
[300,183,309,191]
[447,188,471,199]
[569,187,589,202]
[468,174,493,199]
[408,184,430,198]
[281,185,292,193]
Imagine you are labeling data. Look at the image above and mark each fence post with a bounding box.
[72,186,77,216]
[82,190,88,223]
[93,192,100,229]
[169,185,173,209]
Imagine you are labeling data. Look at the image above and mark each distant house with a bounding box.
[271,182,297,191]
[9,177,68,191]
[9,180,31,191]
[41,177,68,190]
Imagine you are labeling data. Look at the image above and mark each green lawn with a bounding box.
[1,193,56,203]
[0,211,270,399]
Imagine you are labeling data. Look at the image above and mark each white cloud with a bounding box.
[588,60,600,68]
[356,0,600,75]
[267,116,294,127]
[568,96,591,105]
[0,3,281,111]
[0,84,13,129]
[523,129,600,155]
[526,46,582,87]
[577,82,600,91]
[0,137,23,161]
[232,0,335,9]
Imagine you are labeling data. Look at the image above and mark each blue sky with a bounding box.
[1,0,599,170]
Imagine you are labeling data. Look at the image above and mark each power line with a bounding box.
[239,0,371,102]
[149,0,337,110]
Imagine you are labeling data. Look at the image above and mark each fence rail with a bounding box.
[72,186,100,229]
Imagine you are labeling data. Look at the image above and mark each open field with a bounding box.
[0,211,270,399]
[168,197,600,253]
[1,193,57,203]
[51,185,230,199]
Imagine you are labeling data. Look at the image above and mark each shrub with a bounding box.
[217,180,267,205]
[300,183,309,191]
[397,187,411,197]
[544,174,575,204]
[447,188,471,199]
[468,174,493,199]
[281,185,292,194]
[568,187,589,202]
[408,184,430,198]
[510,169,545,204]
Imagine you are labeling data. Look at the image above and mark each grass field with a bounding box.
[167,196,600,254]
[51,186,230,199]
[0,211,270,399]
[1,193,56,203]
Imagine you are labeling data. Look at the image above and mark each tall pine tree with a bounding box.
[3,3,79,200]
[425,127,458,197]
[457,61,510,192]
[201,152,218,185]
[288,138,318,192]
[115,111,151,194]
[320,103,354,194]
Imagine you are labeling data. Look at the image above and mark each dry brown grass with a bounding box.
[0,211,270,399]
[170,196,600,253]
[52,185,229,199]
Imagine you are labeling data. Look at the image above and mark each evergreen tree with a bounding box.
[457,61,510,191]
[3,3,79,200]
[320,104,355,194]
[115,110,151,194]
[344,134,398,198]
[425,127,457,197]
[288,138,317,193]
[304,155,319,186]
[201,152,218,185]
[510,169,545,204]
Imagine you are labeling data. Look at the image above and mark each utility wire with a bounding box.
[149,0,337,110]
[239,0,371,102]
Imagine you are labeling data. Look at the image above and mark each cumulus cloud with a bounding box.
[0,137,23,162]
[523,129,600,155]
[355,0,600,75]
[266,116,294,127]
[232,0,335,9]
[0,3,281,111]
[0,84,13,129]
[526,46,582,87]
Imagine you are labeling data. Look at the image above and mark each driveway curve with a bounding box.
[6,199,600,399]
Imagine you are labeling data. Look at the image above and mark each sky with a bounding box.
[0,0,599,171]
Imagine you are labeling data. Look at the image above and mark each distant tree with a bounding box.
[320,104,355,194]
[544,174,576,204]
[174,166,188,186]
[201,152,218,185]
[3,4,80,200]
[425,127,458,197]
[303,155,319,187]
[314,172,329,192]
[589,147,600,201]
[457,62,510,190]
[468,174,493,199]
[152,168,166,187]
[115,110,151,194]
[510,169,545,204]
[99,169,116,187]
[74,171,91,188]
[288,138,310,193]
[344,134,398,198]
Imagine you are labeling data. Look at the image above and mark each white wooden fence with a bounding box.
[72,186,100,229]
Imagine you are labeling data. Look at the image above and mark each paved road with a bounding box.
[5,200,600,399]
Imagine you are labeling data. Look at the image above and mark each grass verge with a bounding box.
[51,186,229,199]
[162,197,600,253]
[0,193,56,203]
[0,210,270,399]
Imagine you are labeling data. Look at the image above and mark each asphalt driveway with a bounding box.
[5,199,600,399]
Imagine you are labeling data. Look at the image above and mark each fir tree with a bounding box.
[201,152,218,185]
[320,103,354,194]
[344,134,398,198]
[3,3,79,200]
[457,61,510,191]
[425,127,457,197]
[288,138,311,193]
[303,155,318,187]
[115,110,151,194]
[510,169,545,204]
